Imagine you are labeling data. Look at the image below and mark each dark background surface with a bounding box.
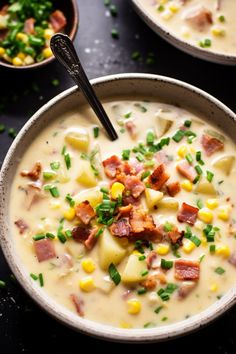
[0,1,236,353]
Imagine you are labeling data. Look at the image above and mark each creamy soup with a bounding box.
[10,99,236,329]
[140,0,236,55]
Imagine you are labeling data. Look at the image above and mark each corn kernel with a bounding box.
[79,276,96,292]
[158,0,168,4]
[0,47,5,56]
[181,180,193,192]
[81,259,96,273]
[127,299,141,315]
[211,26,225,37]
[156,244,170,255]
[132,250,142,256]
[16,32,28,43]
[17,52,26,60]
[111,182,125,199]
[50,200,61,209]
[120,322,133,329]
[215,245,230,258]
[44,28,55,39]
[182,239,196,254]
[63,208,75,221]
[198,208,213,224]
[218,206,231,221]
[43,47,53,59]
[12,57,23,66]
[168,3,180,13]
[177,145,188,158]
[206,198,219,210]
[210,283,218,292]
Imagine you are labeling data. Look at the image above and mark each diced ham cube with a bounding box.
[50,10,67,32]
[34,239,56,262]
[175,259,200,281]
[176,160,197,182]
[123,175,145,198]
[72,226,98,250]
[148,164,170,190]
[201,134,224,156]
[177,202,199,225]
[102,155,122,178]
[110,218,131,237]
[75,200,95,225]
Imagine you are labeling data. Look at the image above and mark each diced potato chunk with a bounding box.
[122,254,148,283]
[155,110,174,138]
[65,128,89,151]
[99,229,126,270]
[195,180,217,195]
[76,160,97,187]
[212,155,235,176]
[75,188,103,208]
[157,197,179,210]
[145,188,164,209]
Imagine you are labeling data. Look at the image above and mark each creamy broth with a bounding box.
[10,99,236,329]
[140,0,236,55]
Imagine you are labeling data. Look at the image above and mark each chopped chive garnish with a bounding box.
[0,123,5,133]
[137,287,147,295]
[136,153,144,162]
[199,254,205,263]
[162,317,168,322]
[218,15,225,22]
[61,145,67,155]
[131,51,141,61]
[43,171,56,180]
[218,180,224,185]
[120,128,125,134]
[184,120,192,128]
[209,244,216,253]
[196,199,203,209]
[39,273,44,287]
[172,130,185,143]
[65,230,72,238]
[157,283,177,301]
[215,267,225,275]
[95,227,105,238]
[93,126,99,138]
[139,255,146,261]
[50,161,60,170]
[8,127,17,138]
[51,79,60,87]
[161,259,173,270]
[185,153,193,164]
[65,193,75,207]
[64,153,71,169]
[141,170,151,181]
[163,221,173,232]
[122,149,130,160]
[195,165,203,175]
[154,305,163,314]
[110,4,117,16]
[144,160,155,168]
[57,232,67,243]
[124,112,132,118]
[196,151,201,161]
[104,0,110,6]
[146,130,155,145]
[199,38,212,48]
[100,187,109,194]
[193,175,200,184]
[30,273,38,281]
[203,224,215,242]
[190,235,201,247]
[49,186,60,198]
[158,5,165,12]
[141,270,149,276]
[46,233,55,239]
[206,171,214,182]
[33,234,45,241]
[111,29,119,39]
[171,243,181,258]
[108,263,121,285]
[144,322,153,328]
[0,280,6,288]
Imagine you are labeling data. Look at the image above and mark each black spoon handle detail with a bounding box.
[50,33,118,141]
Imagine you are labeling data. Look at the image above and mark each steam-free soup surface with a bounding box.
[10,98,236,329]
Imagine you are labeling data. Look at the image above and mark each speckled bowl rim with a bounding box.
[1,73,236,343]
[131,0,236,66]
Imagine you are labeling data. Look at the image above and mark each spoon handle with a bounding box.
[50,34,118,141]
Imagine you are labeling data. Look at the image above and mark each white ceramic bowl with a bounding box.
[1,74,236,342]
[131,0,236,66]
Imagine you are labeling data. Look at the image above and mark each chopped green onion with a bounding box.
[206,171,214,182]
[196,199,203,209]
[50,161,60,170]
[120,128,125,134]
[162,317,168,322]
[124,112,132,118]
[43,171,56,180]
[172,130,185,143]
[196,151,201,161]
[110,4,117,16]
[139,255,146,261]
[193,175,200,184]
[0,123,5,133]
[161,259,173,270]
[100,187,109,194]
[93,126,99,138]
[122,149,130,160]
[111,29,119,39]
[154,306,163,314]
[131,51,141,61]
[195,165,203,175]
[185,153,193,164]
[218,15,225,22]
[49,186,60,198]
[184,120,192,128]
[136,153,144,162]
[163,221,173,232]
[146,130,155,145]
[65,230,72,238]
[144,160,155,168]
[0,280,6,288]
[95,227,105,238]
[158,5,165,12]
[190,235,201,247]
[39,273,44,287]
[33,234,45,241]
[209,244,216,253]
[51,79,60,87]
[8,127,17,138]
[141,270,149,276]
[199,38,212,48]
[199,254,205,263]
[137,287,147,295]
[65,194,75,207]
[64,153,71,169]
[108,263,121,285]
[46,233,55,240]
[30,273,38,281]
[215,267,225,275]
[141,170,151,181]
[104,0,111,6]
[61,145,67,155]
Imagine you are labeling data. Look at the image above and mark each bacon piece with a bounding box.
[110,218,131,237]
[178,281,196,299]
[156,224,182,244]
[117,204,133,218]
[228,253,236,268]
[146,251,158,270]
[176,160,197,182]
[50,10,67,32]
[34,239,56,262]
[21,162,42,181]
[185,6,213,31]
[166,181,181,197]
[148,164,170,190]
[123,175,145,198]
[175,259,200,281]
[70,294,84,317]
[122,194,141,206]
[140,274,158,290]
[0,29,8,40]
[0,5,9,15]
[177,202,199,225]
[103,155,122,178]
[75,200,95,225]
[24,18,35,34]
[120,162,136,176]
[201,134,224,156]
[72,226,98,250]
[125,121,138,139]
[14,219,28,234]
[130,209,156,234]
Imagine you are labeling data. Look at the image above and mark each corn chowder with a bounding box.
[140,0,236,55]
[10,99,236,329]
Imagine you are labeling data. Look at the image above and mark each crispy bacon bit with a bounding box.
[123,175,145,198]
[177,203,199,225]
[201,134,224,156]
[156,224,182,244]
[70,294,84,317]
[140,274,158,290]
[21,162,42,181]
[156,271,167,284]
[50,10,67,32]
[148,164,170,190]
[24,18,35,34]
[0,29,8,40]
[72,226,98,250]
[146,251,158,270]
[120,162,136,176]
[0,5,9,15]
[130,208,156,234]
[185,6,213,31]
[176,160,197,182]
[166,181,181,197]
[155,151,171,165]
[125,121,138,139]
[122,194,141,206]
[110,218,131,237]
[178,281,196,299]
[24,182,44,210]
[228,253,236,268]
[34,239,56,262]
[117,204,133,218]
[175,259,200,281]
[14,219,28,234]
[75,200,95,225]
[103,155,122,178]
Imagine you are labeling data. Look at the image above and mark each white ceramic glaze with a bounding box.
[1,74,236,342]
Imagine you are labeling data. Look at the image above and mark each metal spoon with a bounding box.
[50,33,118,141]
